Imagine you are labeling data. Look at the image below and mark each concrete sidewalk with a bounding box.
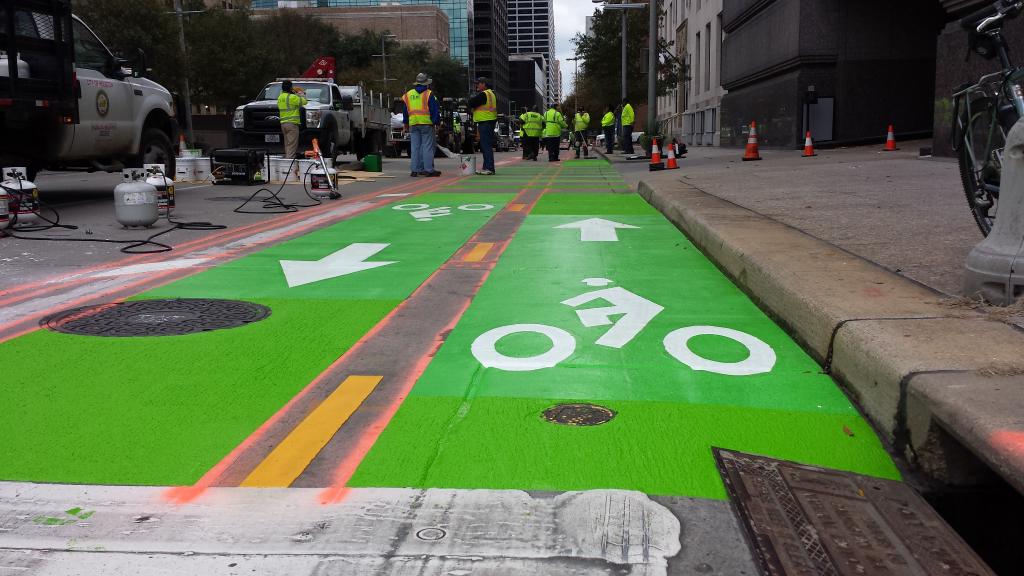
[621,142,1024,498]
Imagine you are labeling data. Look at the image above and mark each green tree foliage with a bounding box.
[184,7,267,109]
[572,1,680,117]
[71,3,468,112]
[71,0,183,91]
[255,9,342,79]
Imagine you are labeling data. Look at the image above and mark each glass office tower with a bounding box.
[251,0,473,65]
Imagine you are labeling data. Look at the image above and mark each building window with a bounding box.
[694,31,700,96]
[705,22,711,92]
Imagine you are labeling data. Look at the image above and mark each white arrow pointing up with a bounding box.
[555,218,639,242]
[280,243,397,288]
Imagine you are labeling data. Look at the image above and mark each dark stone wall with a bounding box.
[721,0,941,148]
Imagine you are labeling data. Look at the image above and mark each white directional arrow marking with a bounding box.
[280,243,396,288]
[555,218,639,242]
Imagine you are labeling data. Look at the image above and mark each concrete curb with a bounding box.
[638,177,1024,492]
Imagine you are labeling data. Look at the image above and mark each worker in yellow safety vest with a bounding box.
[519,106,544,161]
[401,72,441,177]
[601,103,616,154]
[573,107,591,158]
[620,96,635,154]
[277,80,307,159]
[542,103,566,162]
[468,76,498,174]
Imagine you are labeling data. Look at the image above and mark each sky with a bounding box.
[553,0,596,97]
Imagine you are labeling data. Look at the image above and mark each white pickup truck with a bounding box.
[1,1,178,179]
[232,79,391,160]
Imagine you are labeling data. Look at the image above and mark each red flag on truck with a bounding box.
[301,57,336,80]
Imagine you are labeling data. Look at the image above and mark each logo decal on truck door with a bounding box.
[96,90,110,117]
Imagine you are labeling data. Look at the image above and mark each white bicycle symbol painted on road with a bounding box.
[471,279,777,376]
[393,203,495,222]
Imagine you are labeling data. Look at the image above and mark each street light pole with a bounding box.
[647,0,658,137]
[567,56,581,110]
[172,0,193,146]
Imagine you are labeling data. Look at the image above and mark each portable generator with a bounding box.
[210,149,266,185]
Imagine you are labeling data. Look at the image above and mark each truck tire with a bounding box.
[133,128,176,177]
[353,135,368,160]
[320,126,338,161]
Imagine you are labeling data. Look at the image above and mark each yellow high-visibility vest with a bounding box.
[621,103,635,126]
[543,108,564,138]
[402,89,433,126]
[601,111,615,127]
[574,112,590,131]
[519,111,543,137]
[473,89,497,122]
[277,92,307,125]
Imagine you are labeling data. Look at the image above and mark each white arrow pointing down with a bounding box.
[280,243,397,288]
[555,218,639,242]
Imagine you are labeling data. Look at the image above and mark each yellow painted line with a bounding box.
[507,203,526,212]
[463,242,495,262]
[240,375,383,488]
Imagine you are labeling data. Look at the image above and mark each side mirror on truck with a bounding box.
[339,95,354,111]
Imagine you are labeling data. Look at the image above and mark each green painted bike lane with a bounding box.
[350,163,900,499]
[0,192,511,486]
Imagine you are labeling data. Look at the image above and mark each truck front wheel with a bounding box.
[133,128,176,176]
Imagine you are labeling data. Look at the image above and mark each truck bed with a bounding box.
[1,0,76,116]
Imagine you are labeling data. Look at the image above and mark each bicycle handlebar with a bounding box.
[961,0,1022,31]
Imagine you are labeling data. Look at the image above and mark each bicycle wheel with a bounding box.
[957,96,1010,236]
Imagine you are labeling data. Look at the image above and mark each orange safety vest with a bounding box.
[473,89,497,122]
[402,88,433,126]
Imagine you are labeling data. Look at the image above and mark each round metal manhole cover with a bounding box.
[415,527,447,541]
[42,299,271,337]
[542,403,617,426]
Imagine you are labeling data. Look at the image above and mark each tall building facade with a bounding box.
[252,0,472,65]
[508,0,557,106]
[719,0,939,148]
[658,0,726,146]
[472,0,510,105]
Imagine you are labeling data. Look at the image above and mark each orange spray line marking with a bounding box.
[320,171,560,505]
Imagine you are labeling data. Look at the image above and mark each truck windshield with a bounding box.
[258,83,332,104]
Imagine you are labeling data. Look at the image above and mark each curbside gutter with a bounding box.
[638,177,1024,494]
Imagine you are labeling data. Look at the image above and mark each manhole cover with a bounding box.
[713,448,995,576]
[42,299,271,337]
[415,527,446,541]
[542,403,616,426]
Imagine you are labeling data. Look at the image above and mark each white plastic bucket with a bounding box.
[460,155,476,176]
[174,157,208,182]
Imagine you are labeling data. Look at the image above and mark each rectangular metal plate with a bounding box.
[713,448,995,576]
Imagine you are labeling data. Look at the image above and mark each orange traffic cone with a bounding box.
[177,132,187,157]
[742,122,761,161]
[649,138,664,171]
[802,131,817,157]
[883,124,898,151]
[666,142,679,169]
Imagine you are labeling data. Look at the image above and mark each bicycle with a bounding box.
[953,0,1024,236]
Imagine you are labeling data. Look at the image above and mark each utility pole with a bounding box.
[173,0,193,146]
[647,0,658,137]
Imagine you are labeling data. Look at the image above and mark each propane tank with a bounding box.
[144,164,175,216]
[0,185,8,228]
[0,167,39,225]
[0,52,30,79]
[309,165,338,200]
[114,169,159,227]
